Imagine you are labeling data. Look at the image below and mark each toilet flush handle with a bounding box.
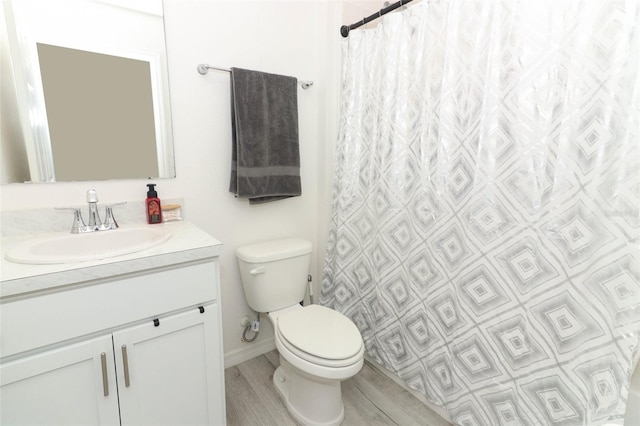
[249,266,266,275]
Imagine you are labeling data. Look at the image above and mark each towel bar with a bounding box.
[197,63,313,89]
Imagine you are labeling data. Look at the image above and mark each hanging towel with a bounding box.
[229,67,301,204]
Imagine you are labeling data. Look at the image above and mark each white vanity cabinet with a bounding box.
[0,223,226,426]
[1,334,121,425]
[114,305,221,425]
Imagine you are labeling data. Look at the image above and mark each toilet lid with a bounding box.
[277,304,363,360]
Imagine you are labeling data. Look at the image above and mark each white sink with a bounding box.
[5,226,171,265]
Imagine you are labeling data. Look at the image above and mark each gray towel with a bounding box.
[229,67,301,204]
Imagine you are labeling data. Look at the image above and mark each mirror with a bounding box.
[0,0,175,184]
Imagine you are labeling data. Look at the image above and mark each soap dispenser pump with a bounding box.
[146,183,163,224]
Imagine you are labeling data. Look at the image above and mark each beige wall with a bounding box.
[37,44,159,181]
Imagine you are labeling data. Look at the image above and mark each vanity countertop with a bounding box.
[0,221,222,299]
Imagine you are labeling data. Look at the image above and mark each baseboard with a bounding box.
[224,338,276,368]
[364,355,452,423]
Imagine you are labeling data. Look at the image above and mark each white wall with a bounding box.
[0,3,30,184]
[0,0,399,367]
[161,0,333,364]
[0,0,342,365]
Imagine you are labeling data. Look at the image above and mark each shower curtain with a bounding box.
[320,1,640,425]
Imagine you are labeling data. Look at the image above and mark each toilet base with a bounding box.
[273,356,345,426]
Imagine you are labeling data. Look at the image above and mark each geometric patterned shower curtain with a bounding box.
[319,1,640,424]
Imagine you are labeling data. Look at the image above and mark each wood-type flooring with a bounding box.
[225,350,452,426]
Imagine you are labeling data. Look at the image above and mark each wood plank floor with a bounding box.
[225,350,451,426]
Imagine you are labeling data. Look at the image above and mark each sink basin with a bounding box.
[5,226,171,265]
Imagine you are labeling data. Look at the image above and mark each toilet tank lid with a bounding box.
[236,238,312,263]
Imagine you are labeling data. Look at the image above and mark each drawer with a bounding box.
[1,260,218,359]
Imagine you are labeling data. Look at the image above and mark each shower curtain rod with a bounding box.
[340,0,414,37]
[197,63,314,89]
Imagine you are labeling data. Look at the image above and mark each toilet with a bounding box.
[236,238,364,426]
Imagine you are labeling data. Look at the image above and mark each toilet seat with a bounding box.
[276,305,364,368]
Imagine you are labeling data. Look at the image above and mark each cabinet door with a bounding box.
[0,335,120,425]
[113,305,225,425]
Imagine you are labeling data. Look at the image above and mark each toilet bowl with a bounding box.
[274,304,364,375]
[236,238,365,426]
[269,304,364,425]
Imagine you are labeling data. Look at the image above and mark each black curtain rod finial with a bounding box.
[340,0,414,38]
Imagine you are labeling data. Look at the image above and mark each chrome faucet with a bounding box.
[86,189,102,231]
[57,190,125,234]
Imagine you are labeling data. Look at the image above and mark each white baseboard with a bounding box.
[224,338,276,368]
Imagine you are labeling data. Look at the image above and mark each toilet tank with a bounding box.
[236,238,312,313]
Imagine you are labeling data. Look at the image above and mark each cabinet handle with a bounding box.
[100,352,109,397]
[122,345,131,387]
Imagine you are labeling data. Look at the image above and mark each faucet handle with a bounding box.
[71,209,89,233]
[102,207,119,230]
[100,202,126,230]
[55,207,88,233]
[103,201,127,208]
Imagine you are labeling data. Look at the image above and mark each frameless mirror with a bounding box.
[0,0,175,184]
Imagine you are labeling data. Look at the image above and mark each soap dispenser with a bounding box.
[146,183,163,224]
